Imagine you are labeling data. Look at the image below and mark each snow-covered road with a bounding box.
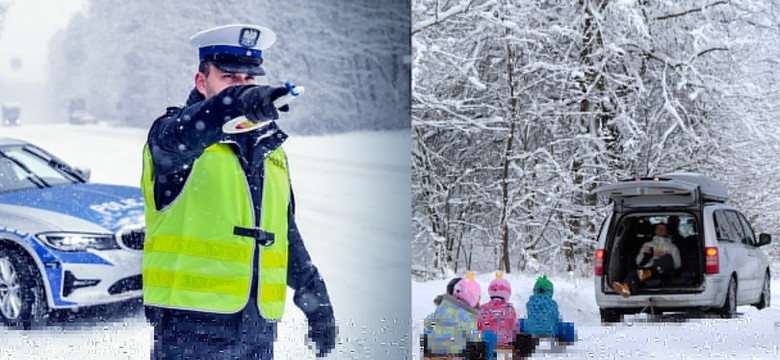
[0,123,411,359]
[4,123,777,359]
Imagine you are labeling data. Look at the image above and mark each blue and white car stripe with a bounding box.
[0,183,144,309]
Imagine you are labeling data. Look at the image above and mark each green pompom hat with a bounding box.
[533,275,554,296]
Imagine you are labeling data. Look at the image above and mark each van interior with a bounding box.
[606,213,704,293]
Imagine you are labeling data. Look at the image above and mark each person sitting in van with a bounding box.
[612,223,682,298]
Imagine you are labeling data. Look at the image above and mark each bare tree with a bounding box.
[412,0,780,279]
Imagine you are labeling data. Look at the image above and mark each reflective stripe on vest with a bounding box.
[141,143,289,319]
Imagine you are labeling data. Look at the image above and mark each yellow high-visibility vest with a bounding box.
[141,143,289,319]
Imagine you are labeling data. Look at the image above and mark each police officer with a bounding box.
[141,24,336,359]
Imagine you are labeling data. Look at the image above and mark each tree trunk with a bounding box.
[499,25,519,273]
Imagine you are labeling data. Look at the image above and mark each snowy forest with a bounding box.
[412,0,780,279]
[44,0,410,134]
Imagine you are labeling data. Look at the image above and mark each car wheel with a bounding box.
[754,272,771,310]
[719,277,737,319]
[600,308,621,323]
[0,247,48,329]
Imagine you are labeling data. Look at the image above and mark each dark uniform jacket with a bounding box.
[145,85,333,349]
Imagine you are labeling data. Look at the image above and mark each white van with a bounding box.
[592,173,771,322]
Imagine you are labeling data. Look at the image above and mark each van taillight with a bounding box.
[594,249,605,276]
[705,247,719,274]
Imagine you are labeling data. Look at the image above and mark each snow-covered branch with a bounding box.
[654,0,730,21]
[413,0,472,35]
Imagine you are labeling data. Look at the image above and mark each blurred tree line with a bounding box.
[0,1,7,29]
[412,0,780,279]
[47,0,410,134]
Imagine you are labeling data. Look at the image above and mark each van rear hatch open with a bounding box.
[593,172,728,210]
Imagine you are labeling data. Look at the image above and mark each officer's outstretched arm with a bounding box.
[153,86,250,155]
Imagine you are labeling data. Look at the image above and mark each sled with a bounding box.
[527,336,572,356]
[498,336,573,359]
[493,345,518,359]
[420,346,526,360]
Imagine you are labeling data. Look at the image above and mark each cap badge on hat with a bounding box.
[239,28,260,48]
[190,24,277,76]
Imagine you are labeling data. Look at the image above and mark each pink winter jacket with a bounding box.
[479,298,519,346]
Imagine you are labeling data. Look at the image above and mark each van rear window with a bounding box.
[617,213,697,243]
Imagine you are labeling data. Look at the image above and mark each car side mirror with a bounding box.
[758,233,771,247]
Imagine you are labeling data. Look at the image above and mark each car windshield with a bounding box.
[0,144,83,192]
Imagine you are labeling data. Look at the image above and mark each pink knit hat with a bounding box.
[453,272,481,308]
[488,271,511,300]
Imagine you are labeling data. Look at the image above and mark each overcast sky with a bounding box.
[0,0,85,83]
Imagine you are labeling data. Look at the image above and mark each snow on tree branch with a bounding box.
[413,0,780,279]
[654,0,730,21]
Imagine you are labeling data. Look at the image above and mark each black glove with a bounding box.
[237,85,290,122]
[293,272,335,357]
[308,315,337,357]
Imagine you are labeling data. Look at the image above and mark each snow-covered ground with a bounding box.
[413,272,780,359]
[0,123,411,359]
[6,122,779,360]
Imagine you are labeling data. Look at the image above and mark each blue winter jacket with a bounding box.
[145,86,332,339]
[524,294,560,337]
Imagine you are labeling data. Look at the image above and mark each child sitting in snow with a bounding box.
[478,272,538,359]
[479,272,538,359]
[423,272,488,359]
[478,272,519,347]
[520,275,576,346]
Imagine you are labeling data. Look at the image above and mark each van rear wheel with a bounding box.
[718,278,736,319]
[754,273,770,310]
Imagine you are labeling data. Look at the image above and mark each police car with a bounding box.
[0,137,144,328]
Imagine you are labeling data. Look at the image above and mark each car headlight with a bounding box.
[36,232,120,252]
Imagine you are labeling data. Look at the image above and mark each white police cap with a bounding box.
[190,24,277,76]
